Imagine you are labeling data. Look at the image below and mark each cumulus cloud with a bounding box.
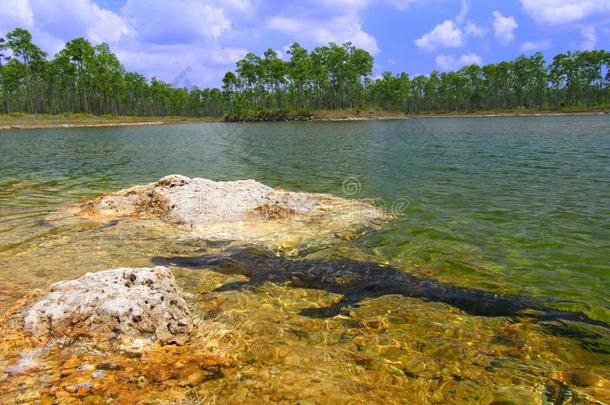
[455,0,469,24]
[580,26,596,50]
[0,0,34,28]
[415,20,464,51]
[435,52,481,70]
[492,11,518,45]
[121,0,230,43]
[268,17,379,54]
[464,21,485,37]
[115,0,253,86]
[415,1,486,53]
[266,2,380,54]
[32,0,131,43]
[520,0,610,26]
[520,39,553,52]
[384,0,418,10]
[0,0,131,54]
[520,1,609,51]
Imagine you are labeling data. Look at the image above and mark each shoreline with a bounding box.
[313,110,610,121]
[1,110,608,130]
[0,116,217,131]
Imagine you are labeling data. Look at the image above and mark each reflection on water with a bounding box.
[0,116,609,403]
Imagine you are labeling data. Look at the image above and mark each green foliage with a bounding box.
[0,27,609,118]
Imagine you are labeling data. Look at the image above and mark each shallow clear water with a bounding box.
[1,116,609,403]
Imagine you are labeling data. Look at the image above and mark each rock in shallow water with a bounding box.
[23,267,191,345]
[73,175,386,246]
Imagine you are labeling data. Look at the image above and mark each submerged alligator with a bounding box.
[153,249,609,331]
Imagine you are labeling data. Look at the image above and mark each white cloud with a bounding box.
[415,1,486,52]
[121,0,231,43]
[520,39,553,52]
[492,11,518,45]
[26,0,130,43]
[0,0,130,54]
[415,20,464,51]
[520,0,610,26]
[455,0,469,24]
[435,52,481,70]
[580,26,596,50]
[211,47,248,65]
[464,21,485,37]
[320,0,371,8]
[221,0,253,12]
[267,14,379,54]
[0,0,34,29]
[383,0,418,10]
[520,1,610,51]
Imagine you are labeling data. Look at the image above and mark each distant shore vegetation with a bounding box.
[1,28,609,121]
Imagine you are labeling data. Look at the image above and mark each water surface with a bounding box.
[0,116,609,403]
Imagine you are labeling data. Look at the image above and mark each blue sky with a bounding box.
[1,0,609,87]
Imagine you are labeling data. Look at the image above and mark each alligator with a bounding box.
[152,248,609,334]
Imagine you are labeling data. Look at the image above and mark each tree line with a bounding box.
[1,27,609,118]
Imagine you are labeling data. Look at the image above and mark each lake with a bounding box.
[1,116,609,403]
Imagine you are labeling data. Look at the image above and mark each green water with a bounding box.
[1,116,609,403]
[2,116,608,319]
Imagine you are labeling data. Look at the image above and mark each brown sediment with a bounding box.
[1,246,610,403]
[134,190,173,218]
[0,329,229,404]
[0,284,230,404]
[250,202,297,220]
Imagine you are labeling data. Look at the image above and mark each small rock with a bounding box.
[64,381,94,395]
[136,375,148,388]
[38,396,55,405]
[15,390,40,402]
[77,364,96,372]
[181,370,205,386]
[63,357,80,369]
[564,370,608,388]
[98,362,122,371]
[23,266,191,346]
[83,395,106,404]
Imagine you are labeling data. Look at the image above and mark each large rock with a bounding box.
[74,175,387,246]
[23,267,191,345]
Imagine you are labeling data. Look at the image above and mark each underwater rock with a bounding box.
[73,175,386,246]
[23,267,191,345]
[4,347,47,376]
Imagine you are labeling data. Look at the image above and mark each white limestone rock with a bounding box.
[23,266,191,345]
[73,175,387,247]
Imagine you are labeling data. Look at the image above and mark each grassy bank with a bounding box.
[0,113,220,130]
[1,108,609,130]
[226,107,610,122]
